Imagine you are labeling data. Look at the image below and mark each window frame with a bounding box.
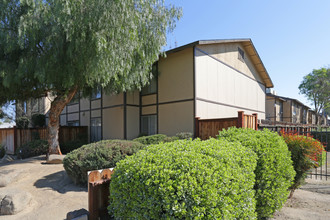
[91,87,102,100]
[140,114,157,136]
[90,117,102,142]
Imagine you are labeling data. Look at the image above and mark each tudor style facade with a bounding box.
[54,39,274,141]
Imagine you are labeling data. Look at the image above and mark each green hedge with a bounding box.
[218,128,295,219]
[63,140,144,185]
[16,140,48,159]
[109,139,257,219]
[133,134,168,145]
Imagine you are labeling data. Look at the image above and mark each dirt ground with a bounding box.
[0,156,87,220]
[1,156,330,220]
[272,153,330,220]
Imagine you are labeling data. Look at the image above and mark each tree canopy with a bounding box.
[299,68,330,117]
[0,0,181,154]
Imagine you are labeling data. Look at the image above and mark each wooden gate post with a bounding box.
[88,168,114,220]
[252,113,258,130]
[237,111,244,128]
[195,117,200,138]
[13,126,17,153]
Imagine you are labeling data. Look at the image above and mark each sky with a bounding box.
[165,0,330,109]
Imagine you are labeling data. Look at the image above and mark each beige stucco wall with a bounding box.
[91,110,101,118]
[195,45,266,119]
[126,106,139,139]
[127,91,139,105]
[158,48,194,103]
[103,93,123,107]
[67,113,79,121]
[142,94,156,105]
[142,106,156,115]
[103,107,124,140]
[91,99,101,109]
[67,104,79,113]
[80,98,90,111]
[159,101,194,136]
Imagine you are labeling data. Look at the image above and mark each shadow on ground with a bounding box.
[0,155,46,168]
[34,170,87,194]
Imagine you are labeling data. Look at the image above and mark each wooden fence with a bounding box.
[195,111,258,140]
[0,126,88,154]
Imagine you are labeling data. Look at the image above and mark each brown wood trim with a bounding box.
[140,92,157,97]
[198,117,238,122]
[123,92,127,139]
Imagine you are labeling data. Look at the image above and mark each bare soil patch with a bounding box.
[272,178,330,220]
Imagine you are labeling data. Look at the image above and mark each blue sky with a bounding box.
[165,0,330,109]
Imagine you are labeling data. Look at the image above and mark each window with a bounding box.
[67,121,79,126]
[91,87,101,100]
[238,47,245,62]
[23,101,27,114]
[141,115,157,135]
[91,117,102,142]
[141,64,157,95]
[31,99,39,112]
[69,92,80,104]
[141,77,157,95]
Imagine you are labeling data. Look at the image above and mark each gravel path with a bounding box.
[0,156,87,220]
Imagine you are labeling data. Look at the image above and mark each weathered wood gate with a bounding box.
[195,111,258,140]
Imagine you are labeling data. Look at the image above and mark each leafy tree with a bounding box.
[0,0,181,154]
[299,68,330,124]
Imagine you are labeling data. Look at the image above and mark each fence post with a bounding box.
[13,126,17,153]
[237,111,244,128]
[88,168,114,220]
[252,113,258,130]
[195,117,200,138]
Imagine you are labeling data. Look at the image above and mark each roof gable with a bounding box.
[166,39,274,88]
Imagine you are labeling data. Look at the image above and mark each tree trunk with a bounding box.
[48,87,78,155]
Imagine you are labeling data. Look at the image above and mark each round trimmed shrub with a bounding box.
[63,140,144,185]
[218,127,295,219]
[16,140,48,159]
[133,134,168,145]
[109,139,257,219]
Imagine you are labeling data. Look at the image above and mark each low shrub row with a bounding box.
[218,128,295,219]
[133,132,193,145]
[16,140,48,159]
[63,140,144,184]
[109,139,258,219]
[108,128,296,219]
